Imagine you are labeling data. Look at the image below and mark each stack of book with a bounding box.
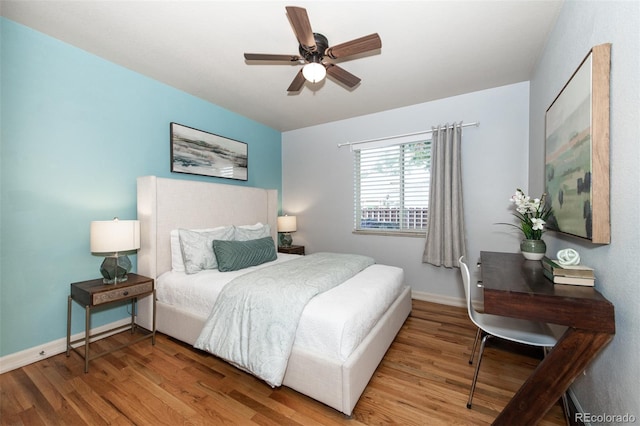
[541,257,595,286]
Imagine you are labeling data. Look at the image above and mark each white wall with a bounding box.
[529,0,640,419]
[283,82,531,303]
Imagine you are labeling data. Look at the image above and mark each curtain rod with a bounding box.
[337,121,480,148]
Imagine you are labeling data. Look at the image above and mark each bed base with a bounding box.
[150,285,411,416]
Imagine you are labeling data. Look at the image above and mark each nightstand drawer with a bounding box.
[278,245,305,255]
[92,281,153,305]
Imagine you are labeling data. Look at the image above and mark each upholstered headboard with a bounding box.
[137,175,279,278]
[135,176,278,328]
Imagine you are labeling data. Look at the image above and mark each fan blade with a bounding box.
[325,33,382,59]
[326,64,361,88]
[244,53,301,62]
[285,6,316,52]
[287,69,306,92]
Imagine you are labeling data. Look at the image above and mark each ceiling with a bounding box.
[1,1,563,132]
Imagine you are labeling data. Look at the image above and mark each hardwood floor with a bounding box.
[1,300,566,425]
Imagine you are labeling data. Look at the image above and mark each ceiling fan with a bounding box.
[243,6,382,92]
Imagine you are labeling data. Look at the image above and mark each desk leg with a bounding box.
[66,296,72,357]
[130,298,136,334]
[492,328,613,425]
[84,305,91,373]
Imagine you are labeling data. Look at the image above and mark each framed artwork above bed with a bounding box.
[170,122,248,181]
[544,43,611,244]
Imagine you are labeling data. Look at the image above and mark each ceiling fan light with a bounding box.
[302,62,326,83]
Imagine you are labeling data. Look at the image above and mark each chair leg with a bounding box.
[469,328,481,364]
[561,392,571,426]
[467,333,491,409]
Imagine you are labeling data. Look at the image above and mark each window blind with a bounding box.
[354,140,431,233]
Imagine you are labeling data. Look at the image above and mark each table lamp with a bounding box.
[277,215,297,247]
[90,218,140,284]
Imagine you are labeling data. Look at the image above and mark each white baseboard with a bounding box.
[0,318,131,374]
[411,290,466,308]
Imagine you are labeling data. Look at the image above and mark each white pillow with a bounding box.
[179,227,235,274]
[170,226,233,272]
[236,222,265,230]
[233,223,271,241]
[170,229,187,271]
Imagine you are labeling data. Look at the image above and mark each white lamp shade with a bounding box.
[302,62,326,83]
[277,215,297,233]
[90,219,140,253]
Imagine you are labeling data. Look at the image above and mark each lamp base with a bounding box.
[279,233,293,247]
[100,255,132,284]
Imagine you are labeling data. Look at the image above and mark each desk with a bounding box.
[480,251,615,425]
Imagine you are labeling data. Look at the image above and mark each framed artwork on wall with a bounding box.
[544,43,611,244]
[170,122,248,181]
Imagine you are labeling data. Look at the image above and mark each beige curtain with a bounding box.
[422,122,466,267]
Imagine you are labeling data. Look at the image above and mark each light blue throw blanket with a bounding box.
[194,252,375,387]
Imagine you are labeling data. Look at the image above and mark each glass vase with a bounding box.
[520,239,546,260]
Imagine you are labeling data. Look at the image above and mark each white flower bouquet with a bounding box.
[506,188,553,240]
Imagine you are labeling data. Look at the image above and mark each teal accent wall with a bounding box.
[0,18,282,357]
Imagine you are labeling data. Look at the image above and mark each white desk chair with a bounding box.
[459,256,558,409]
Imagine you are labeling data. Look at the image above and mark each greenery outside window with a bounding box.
[354,139,431,234]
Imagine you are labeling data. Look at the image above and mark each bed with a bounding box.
[135,175,412,416]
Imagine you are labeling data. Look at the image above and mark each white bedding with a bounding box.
[156,253,405,362]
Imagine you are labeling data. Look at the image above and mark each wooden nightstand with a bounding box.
[278,245,305,255]
[66,273,156,372]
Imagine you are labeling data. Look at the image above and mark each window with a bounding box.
[354,139,431,234]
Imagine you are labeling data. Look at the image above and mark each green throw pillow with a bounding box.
[212,236,277,272]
